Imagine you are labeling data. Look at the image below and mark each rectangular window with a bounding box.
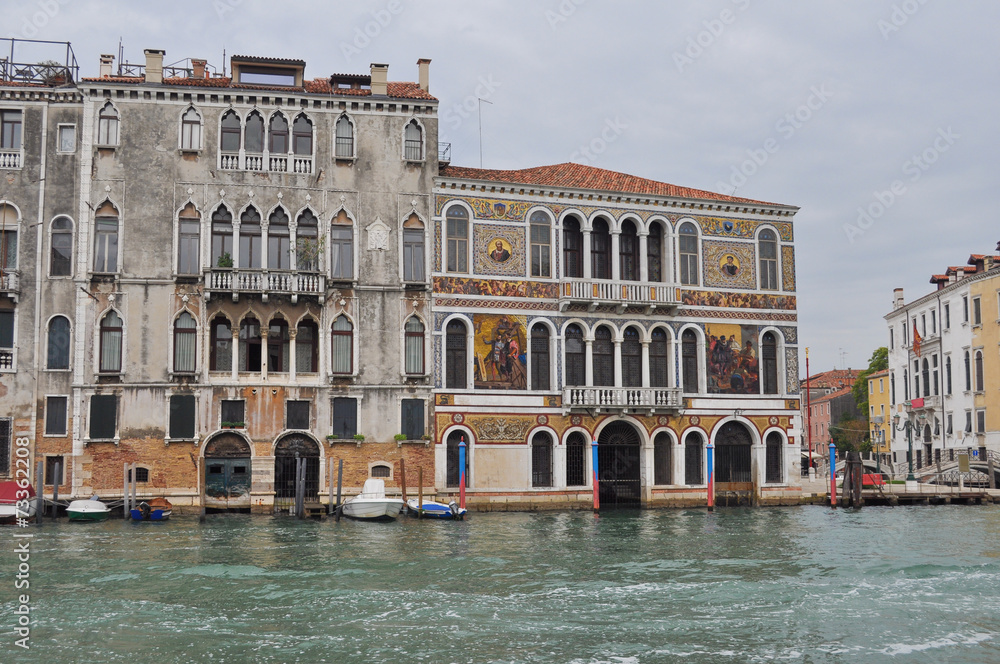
[220,399,244,426]
[0,229,17,270]
[1,110,22,150]
[879,378,884,393]
[169,394,195,439]
[446,218,468,273]
[45,456,64,486]
[973,297,982,326]
[921,314,926,336]
[930,310,936,334]
[889,328,894,349]
[0,419,9,473]
[966,411,973,433]
[45,396,68,435]
[401,399,424,440]
[329,227,353,280]
[902,323,908,345]
[947,413,952,435]
[977,409,986,434]
[944,303,950,329]
[402,229,424,282]
[94,219,118,273]
[963,296,969,323]
[286,400,310,430]
[57,124,76,153]
[178,220,200,275]
[530,222,551,278]
[89,394,117,440]
[331,397,357,439]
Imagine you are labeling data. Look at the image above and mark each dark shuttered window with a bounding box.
[401,399,424,440]
[332,397,357,439]
[89,395,117,440]
[169,395,196,439]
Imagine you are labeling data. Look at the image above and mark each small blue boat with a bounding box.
[406,498,466,519]
[130,498,172,521]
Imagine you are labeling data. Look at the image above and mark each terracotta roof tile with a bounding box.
[439,163,787,206]
[812,386,853,403]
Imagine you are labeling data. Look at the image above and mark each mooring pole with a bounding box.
[459,437,467,510]
[335,458,343,522]
[123,462,129,519]
[130,462,138,514]
[417,466,424,517]
[400,458,407,504]
[707,439,715,512]
[35,460,44,524]
[199,456,206,522]
[591,439,599,511]
[295,457,305,519]
[51,460,60,516]
[829,442,837,508]
[327,459,335,515]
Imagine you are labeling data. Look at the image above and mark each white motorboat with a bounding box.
[67,496,111,522]
[0,481,35,525]
[340,479,404,520]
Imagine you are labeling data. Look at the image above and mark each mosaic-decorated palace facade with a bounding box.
[431,164,803,507]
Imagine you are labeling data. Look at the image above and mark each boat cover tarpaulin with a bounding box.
[0,480,35,502]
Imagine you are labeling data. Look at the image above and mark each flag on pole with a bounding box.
[912,320,922,357]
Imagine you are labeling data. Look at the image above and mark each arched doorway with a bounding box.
[597,421,641,507]
[715,421,753,491]
[274,434,320,511]
[446,430,470,488]
[204,433,252,512]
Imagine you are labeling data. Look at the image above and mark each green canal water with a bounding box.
[3,505,1000,663]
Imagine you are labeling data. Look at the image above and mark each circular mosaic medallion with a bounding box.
[537,415,548,425]
[452,413,464,424]
[689,416,700,426]
[571,415,582,426]
[769,416,779,426]
[658,416,669,426]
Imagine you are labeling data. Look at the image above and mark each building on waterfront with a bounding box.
[799,368,860,464]
[2,40,440,511]
[886,253,1000,472]
[867,368,891,465]
[430,163,803,508]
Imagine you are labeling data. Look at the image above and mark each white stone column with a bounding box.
[638,231,649,282]
[582,230,592,279]
[289,327,298,382]
[613,339,623,387]
[231,328,239,381]
[641,340,651,388]
[585,336,594,386]
[610,231,621,281]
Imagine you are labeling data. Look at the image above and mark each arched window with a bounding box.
[530,210,551,278]
[268,207,290,270]
[295,319,318,373]
[292,114,312,155]
[622,327,641,388]
[445,319,467,389]
[210,316,232,371]
[97,102,119,145]
[682,329,699,393]
[239,206,262,268]
[404,120,423,160]
[591,218,611,280]
[654,431,672,485]
[50,216,73,277]
[47,316,71,370]
[922,358,930,398]
[238,317,262,372]
[177,203,201,275]
[530,324,550,391]
[173,312,197,373]
[331,315,353,375]
[684,431,703,485]
[531,431,553,487]
[244,111,264,153]
[678,222,698,286]
[566,431,587,486]
[759,229,778,290]
[405,316,424,375]
[563,216,583,278]
[211,206,233,267]
[295,209,318,271]
[765,431,783,483]
[619,219,639,281]
[0,204,15,273]
[593,326,614,387]
[647,222,663,282]
[99,311,123,373]
[402,214,425,282]
[180,107,201,151]
[565,324,585,386]
[446,430,468,487]
[268,318,289,373]
[93,201,118,273]
[975,350,984,392]
[335,115,354,158]
[761,331,778,394]
[650,328,668,388]
[268,113,288,153]
[445,206,468,273]
[329,211,354,280]
[220,110,241,152]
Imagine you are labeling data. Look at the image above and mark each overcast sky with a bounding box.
[10,0,997,375]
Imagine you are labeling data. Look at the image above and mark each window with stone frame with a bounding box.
[563,216,583,278]
[93,201,119,273]
[210,316,232,372]
[45,396,68,436]
[267,207,290,270]
[404,316,424,375]
[50,216,73,277]
[759,229,779,290]
[169,394,196,439]
[99,311,123,373]
[619,219,639,281]
[173,312,197,373]
[564,324,585,386]
[180,107,202,151]
[591,218,612,280]
[530,324,550,391]
[177,203,201,275]
[335,115,354,158]
[97,102,118,146]
[530,211,552,278]
[331,315,353,375]
[1,110,22,150]
[329,210,353,280]
[678,222,699,285]
[592,326,614,387]
[404,120,423,160]
[445,319,467,389]
[402,216,425,282]
[47,315,70,370]
[238,206,262,269]
[445,206,468,273]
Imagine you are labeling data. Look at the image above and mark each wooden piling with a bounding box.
[400,458,407,503]
[51,460,60,516]
[130,462,138,514]
[199,456,206,522]
[123,462,129,519]
[335,458,343,522]
[418,467,424,518]
[295,457,305,519]
[34,460,44,524]
[328,460,335,515]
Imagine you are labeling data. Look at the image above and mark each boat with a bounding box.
[406,498,467,520]
[0,481,35,525]
[130,497,172,521]
[67,496,111,522]
[340,479,404,520]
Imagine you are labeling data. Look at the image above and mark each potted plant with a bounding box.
[394,433,407,442]
[217,252,233,268]
[353,433,365,442]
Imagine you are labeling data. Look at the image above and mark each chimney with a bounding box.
[893,288,904,310]
[144,48,165,84]
[417,58,431,92]
[370,62,388,96]
[986,256,995,271]
[191,59,207,80]
[99,54,114,78]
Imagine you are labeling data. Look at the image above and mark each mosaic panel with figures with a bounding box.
[436,196,533,221]
[702,241,756,289]
[474,224,526,277]
[434,277,558,299]
[785,347,800,394]
[679,291,797,311]
[781,245,796,291]
[691,216,793,242]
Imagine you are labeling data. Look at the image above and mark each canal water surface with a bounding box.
[3,505,1000,663]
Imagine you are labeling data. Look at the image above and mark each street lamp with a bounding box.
[871,415,884,476]
[892,412,926,482]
